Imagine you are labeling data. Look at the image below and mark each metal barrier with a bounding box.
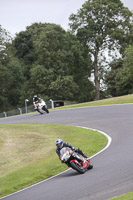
[0,100,53,118]
[0,100,71,118]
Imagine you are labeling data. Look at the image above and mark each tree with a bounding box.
[105,45,133,96]
[0,44,24,111]
[69,0,133,100]
[14,23,94,103]
[123,45,133,90]
[104,59,124,96]
[0,25,24,111]
[0,25,11,48]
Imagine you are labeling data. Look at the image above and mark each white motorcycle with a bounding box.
[34,99,49,114]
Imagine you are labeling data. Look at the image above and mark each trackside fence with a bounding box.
[0,100,77,118]
[0,100,53,118]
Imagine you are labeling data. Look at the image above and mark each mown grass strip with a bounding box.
[0,123,107,197]
[53,94,133,110]
[110,192,133,200]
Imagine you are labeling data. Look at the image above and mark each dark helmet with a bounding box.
[33,95,39,101]
[56,139,63,148]
[33,95,38,98]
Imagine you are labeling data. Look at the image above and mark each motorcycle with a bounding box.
[60,147,93,174]
[34,99,49,114]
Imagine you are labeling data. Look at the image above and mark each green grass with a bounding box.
[1,94,133,198]
[110,192,133,200]
[53,94,133,110]
[0,123,107,197]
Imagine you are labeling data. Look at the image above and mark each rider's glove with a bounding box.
[72,146,75,150]
[75,148,78,152]
[72,147,78,151]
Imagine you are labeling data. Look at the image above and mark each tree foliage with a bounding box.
[14,23,94,104]
[0,43,24,111]
[105,45,133,96]
[1,0,132,112]
[69,0,133,100]
[0,26,24,111]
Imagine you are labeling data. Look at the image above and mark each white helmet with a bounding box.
[56,139,63,148]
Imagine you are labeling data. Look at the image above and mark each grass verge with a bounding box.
[110,192,133,200]
[53,94,133,110]
[0,123,107,197]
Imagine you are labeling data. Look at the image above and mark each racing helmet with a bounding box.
[56,139,63,148]
[33,95,39,101]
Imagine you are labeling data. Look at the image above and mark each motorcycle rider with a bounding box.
[33,95,44,114]
[56,139,90,162]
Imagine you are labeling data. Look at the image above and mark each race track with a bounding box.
[0,104,133,200]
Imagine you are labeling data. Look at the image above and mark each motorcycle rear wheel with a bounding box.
[70,161,85,174]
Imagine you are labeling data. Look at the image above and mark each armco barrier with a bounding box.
[0,100,53,118]
[0,100,67,118]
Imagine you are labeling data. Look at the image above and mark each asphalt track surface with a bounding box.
[0,104,133,200]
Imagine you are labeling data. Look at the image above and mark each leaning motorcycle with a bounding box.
[34,100,49,114]
[60,147,93,174]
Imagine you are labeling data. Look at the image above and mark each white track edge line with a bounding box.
[0,126,112,199]
[76,126,112,159]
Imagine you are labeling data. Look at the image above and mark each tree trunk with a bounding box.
[94,48,100,100]
[94,65,100,100]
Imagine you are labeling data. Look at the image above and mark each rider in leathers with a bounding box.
[33,95,44,114]
[56,139,89,162]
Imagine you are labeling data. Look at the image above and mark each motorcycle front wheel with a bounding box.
[36,109,43,114]
[87,162,93,170]
[70,161,85,174]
